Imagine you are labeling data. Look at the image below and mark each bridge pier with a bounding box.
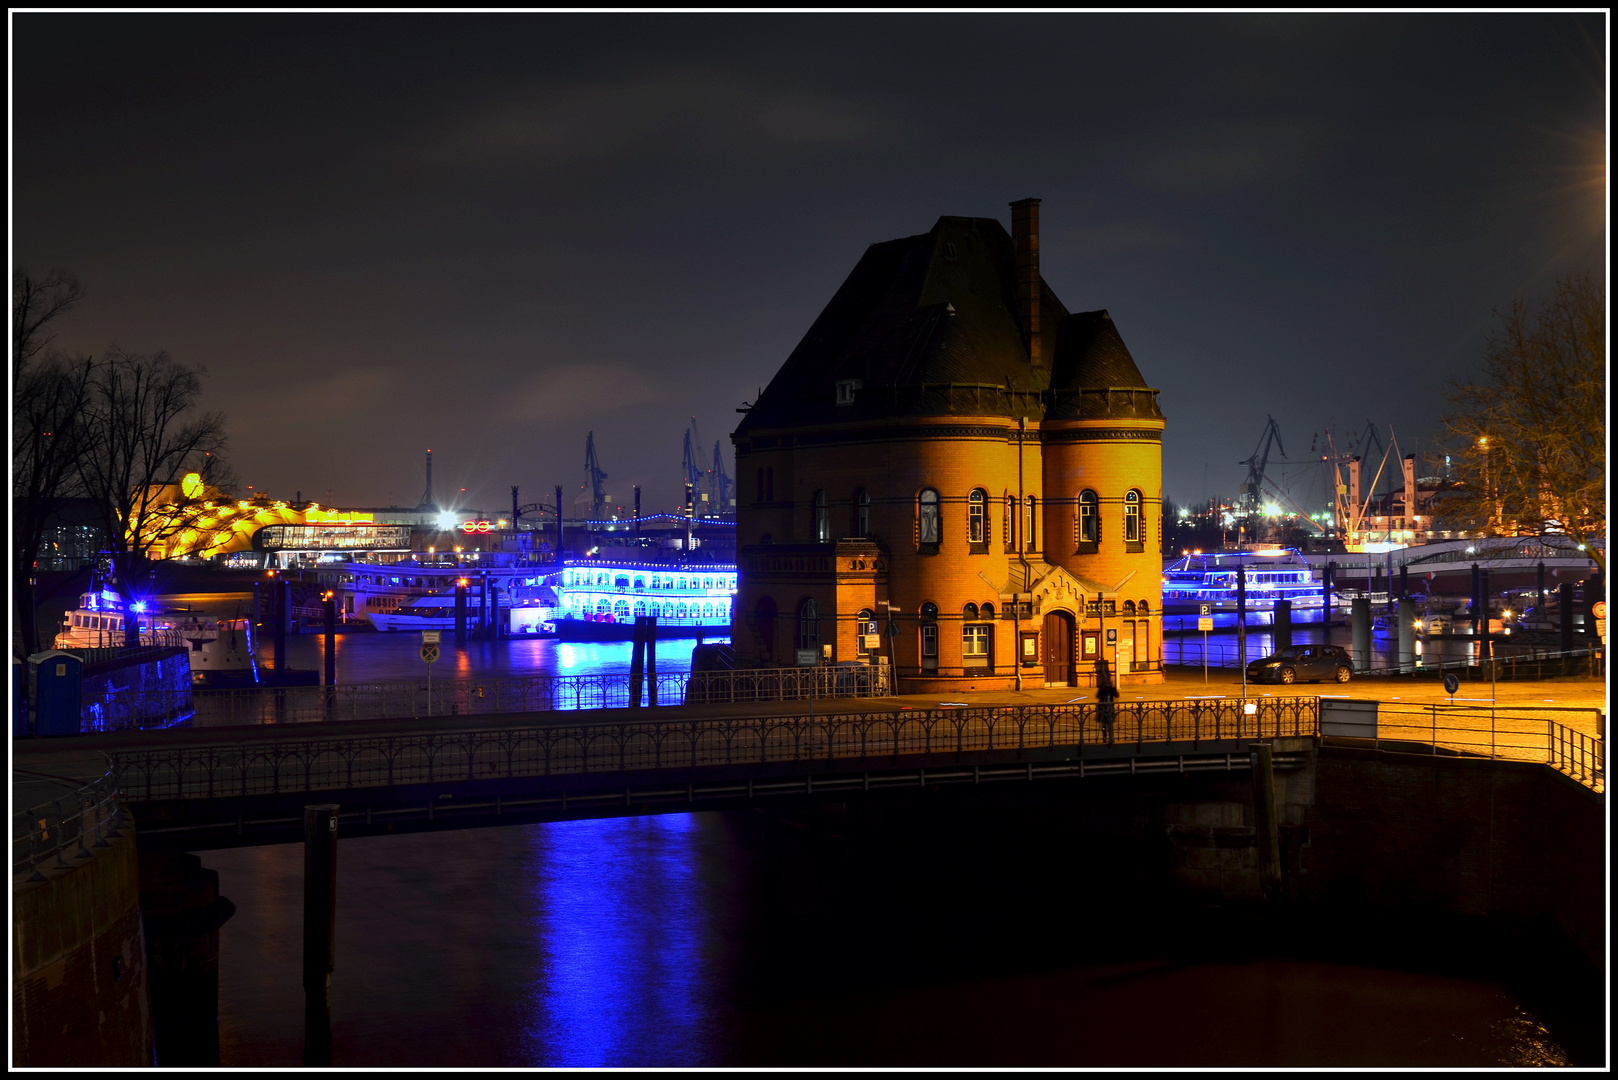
[302,805,339,1066]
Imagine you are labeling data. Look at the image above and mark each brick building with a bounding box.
[731,199,1165,692]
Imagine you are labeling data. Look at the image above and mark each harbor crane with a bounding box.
[1238,416,1327,536]
[583,431,610,520]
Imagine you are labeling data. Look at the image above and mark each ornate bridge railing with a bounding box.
[13,765,125,881]
[108,697,1322,802]
[683,663,891,704]
[87,663,903,732]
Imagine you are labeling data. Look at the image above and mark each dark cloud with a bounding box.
[13,13,1605,514]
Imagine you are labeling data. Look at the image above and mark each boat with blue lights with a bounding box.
[1161,548,1324,616]
[551,558,735,640]
[55,585,182,649]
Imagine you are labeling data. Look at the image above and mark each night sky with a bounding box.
[13,14,1605,517]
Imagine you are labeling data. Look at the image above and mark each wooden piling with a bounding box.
[303,804,339,1066]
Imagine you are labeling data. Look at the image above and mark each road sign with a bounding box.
[1198,616,1214,632]
[420,642,440,664]
[1200,603,1211,616]
[421,630,441,644]
[1443,672,1460,695]
[1106,628,1117,644]
[1593,601,1607,620]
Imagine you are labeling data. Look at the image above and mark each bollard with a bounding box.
[303,804,339,1066]
[1249,743,1282,901]
[1351,597,1371,672]
[646,616,658,706]
[1397,598,1418,671]
[1274,599,1292,653]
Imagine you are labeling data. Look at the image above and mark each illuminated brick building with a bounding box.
[731,199,1166,691]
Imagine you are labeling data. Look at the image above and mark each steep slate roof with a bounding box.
[736,214,1159,434]
[1047,309,1165,421]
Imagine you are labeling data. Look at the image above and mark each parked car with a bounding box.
[1246,644,1352,685]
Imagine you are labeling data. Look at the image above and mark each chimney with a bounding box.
[1010,197,1042,367]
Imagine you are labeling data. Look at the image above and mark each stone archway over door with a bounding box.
[1043,610,1076,686]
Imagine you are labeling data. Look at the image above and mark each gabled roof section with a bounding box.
[1047,309,1164,421]
[736,216,1068,433]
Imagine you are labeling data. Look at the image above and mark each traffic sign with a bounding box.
[421,630,441,644]
[1198,616,1214,632]
[420,642,440,664]
[1200,603,1211,616]
[1592,601,1606,620]
[1443,672,1460,695]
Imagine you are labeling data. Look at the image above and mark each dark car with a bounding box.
[1247,644,1352,685]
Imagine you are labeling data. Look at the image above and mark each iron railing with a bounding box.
[85,664,898,732]
[13,765,125,881]
[1362,703,1605,792]
[684,664,891,703]
[108,697,1322,801]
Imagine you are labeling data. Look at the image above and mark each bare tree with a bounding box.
[1442,272,1605,574]
[12,270,91,657]
[14,269,85,375]
[75,347,231,645]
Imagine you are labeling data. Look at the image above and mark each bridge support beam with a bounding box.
[1249,743,1282,901]
[302,805,339,1066]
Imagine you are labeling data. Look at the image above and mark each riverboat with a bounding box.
[175,614,260,686]
[366,593,522,633]
[1161,548,1324,616]
[551,559,735,640]
[55,586,181,649]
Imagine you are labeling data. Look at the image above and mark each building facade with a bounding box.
[731,200,1167,692]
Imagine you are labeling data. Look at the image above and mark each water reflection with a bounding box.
[523,815,709,1067]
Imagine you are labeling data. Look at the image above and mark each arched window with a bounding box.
[1024,496,1038,552]
[964,602,979,619]
[981,602,995,618]
[1005,495,1016,552]
[968,489,986,545]
[918,489,940,545]
[1125,489,1141,543]
[676,602,690,618]
[855,489,870,538]
[813,490,829,542]
[1123,600,1136,616]
[1078,490,1099,544]
[1138,600,1150,615]
[797,598,820,651]
[919,602,939,669]
[648,602,661,617]
[633,600,647,617]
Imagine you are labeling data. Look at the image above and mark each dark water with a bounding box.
[185,609,1593,1067]
[204,812,1589,1068]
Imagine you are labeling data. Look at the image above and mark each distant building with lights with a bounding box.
[731,199,1166,691]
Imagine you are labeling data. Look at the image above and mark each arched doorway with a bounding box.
[1043,610,1076,687]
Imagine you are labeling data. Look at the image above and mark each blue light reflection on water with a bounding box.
[270,633,724,684]
[522,813,711,1067]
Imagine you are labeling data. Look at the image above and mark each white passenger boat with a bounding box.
[551,559,735,640]
[1161,548,1323,616]
[55,586,181,648]
[175,614,260,685]
[365,594,513,633]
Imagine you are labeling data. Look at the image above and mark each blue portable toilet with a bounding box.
[29,651,84,737]
[12,658,25,738]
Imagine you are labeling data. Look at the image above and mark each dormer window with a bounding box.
[835,379,862,405]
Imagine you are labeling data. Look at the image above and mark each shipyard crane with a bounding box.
[1238,416,1287,517]
[687,416,723,516]
[681,428,704,517]
[711,439,733,515]
[583,431,610,520]
[1238,416,1327,537]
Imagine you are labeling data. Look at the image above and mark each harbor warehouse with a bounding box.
[732,199,1166,692]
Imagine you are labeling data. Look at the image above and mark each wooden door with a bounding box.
[1043,612,1074,686]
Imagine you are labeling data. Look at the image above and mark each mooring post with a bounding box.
[646,615,658,706]
[628,617,646,708]
[303,804,339,1066]
[1249,743,1282,901]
